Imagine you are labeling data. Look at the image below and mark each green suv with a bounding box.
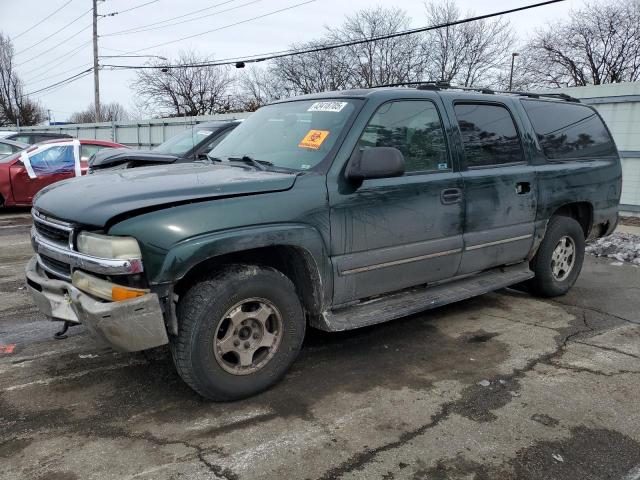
[26,86,622,400]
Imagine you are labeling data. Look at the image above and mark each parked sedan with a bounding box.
[0,138,28,158]
[0,138,126,207]
[89,120,241,173]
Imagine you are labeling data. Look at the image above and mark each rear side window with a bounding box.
[358,100,449,173]
[522,100,617,160]
[454,103,525,168]
[80,144,107,161]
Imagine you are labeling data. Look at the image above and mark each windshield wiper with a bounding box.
[227,155,273,171]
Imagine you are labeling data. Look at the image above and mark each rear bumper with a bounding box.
[25,256,169,352]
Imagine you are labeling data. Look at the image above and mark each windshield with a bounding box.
[153,127,216,156]
[210,99,360,171]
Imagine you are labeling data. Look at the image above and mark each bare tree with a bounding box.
[237,65,287,111]
[328,7,427,88]
[0,33,45,126]
[68,101,129,123]
[525,0,640,87]
[131,51,235,117]
[423,0,515,87]
[271,40,354,95]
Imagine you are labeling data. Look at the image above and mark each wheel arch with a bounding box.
[550,201,594,238]
[157,224,332,328]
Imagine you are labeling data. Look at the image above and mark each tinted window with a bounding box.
[522,100,616,160]
[454,103,524,168]
[358,100,449,172]
[28,145,75,175]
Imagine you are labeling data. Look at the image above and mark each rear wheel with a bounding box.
[171,265,305,401]
[527,216,585,297]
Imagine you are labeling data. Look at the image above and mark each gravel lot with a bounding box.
[1,210,639,480]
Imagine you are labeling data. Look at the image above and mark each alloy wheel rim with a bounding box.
[213,297,283,375]
[551,236,576,281]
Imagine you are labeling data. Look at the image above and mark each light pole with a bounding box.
[509,52,520,91]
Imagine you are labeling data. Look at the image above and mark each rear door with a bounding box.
[449,101,537,274]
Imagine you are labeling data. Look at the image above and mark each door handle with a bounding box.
[440,188,462,205]
[516,182,531,195]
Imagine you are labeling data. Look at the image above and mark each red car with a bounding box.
[0,139,127,207]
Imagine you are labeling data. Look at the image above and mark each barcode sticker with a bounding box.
[307,101,348,113]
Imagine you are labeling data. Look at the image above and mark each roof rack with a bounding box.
[370,81,580,103]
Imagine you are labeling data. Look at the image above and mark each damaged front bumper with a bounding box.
[25,256,169,352]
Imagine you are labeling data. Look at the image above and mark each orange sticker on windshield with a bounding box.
[299,130,329,150]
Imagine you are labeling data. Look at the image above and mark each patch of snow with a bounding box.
[586,232,640,265]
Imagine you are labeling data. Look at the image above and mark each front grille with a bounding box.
[39,254,72,279]
[34,220,70,246]
[32,209,76,280]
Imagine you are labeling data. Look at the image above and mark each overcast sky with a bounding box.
[1,0,582,122]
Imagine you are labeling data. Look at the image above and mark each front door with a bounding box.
[329,99,464,305]
[450,101,537,274]
[10,143,77,204]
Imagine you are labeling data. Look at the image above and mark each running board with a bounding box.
[320,263,533,332]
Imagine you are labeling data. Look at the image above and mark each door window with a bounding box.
[357,100,449,173]
[28,145,75,175]
[521,100,616,160]
[454,103,525,168]
[80,144,107,161]
[0,143,13,156]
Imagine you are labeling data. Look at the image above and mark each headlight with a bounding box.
[76,231,142,259]
[72,270,148,301]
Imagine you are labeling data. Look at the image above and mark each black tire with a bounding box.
[171,264,305,401]
[527,216,585,297]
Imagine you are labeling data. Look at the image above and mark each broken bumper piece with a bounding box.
[25,256,169,352]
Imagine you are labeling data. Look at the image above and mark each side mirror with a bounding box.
[346,147,405,181]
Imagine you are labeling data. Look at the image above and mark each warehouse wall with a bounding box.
[0,112,251,149]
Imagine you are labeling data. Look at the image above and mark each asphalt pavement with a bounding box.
[1,209,639,480]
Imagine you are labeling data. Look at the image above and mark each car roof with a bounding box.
[36,138,128,147]
[0,138,29,148]
[273,86,578,106]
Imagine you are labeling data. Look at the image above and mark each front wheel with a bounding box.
[171,265,306,401]
[527,216,585,297]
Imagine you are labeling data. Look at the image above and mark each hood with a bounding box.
[89,147,181,170]
[34,163,297,227]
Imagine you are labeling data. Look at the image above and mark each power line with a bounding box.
[103,0,565,71]
[11,0,74,41]
[102,0,263,37]
[22,61,93,87]
[101,0,238,36]
[15,7,92,56]
[16,23,93,66]
[117,0,316,54]
[99,0,160,18]
[24,68,93,97]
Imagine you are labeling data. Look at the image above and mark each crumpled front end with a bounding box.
[25,257,168,352]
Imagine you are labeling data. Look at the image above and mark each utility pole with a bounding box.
[47,109,52,125]
[92,0,101,122]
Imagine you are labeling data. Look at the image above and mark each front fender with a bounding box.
[154,223,333,307]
